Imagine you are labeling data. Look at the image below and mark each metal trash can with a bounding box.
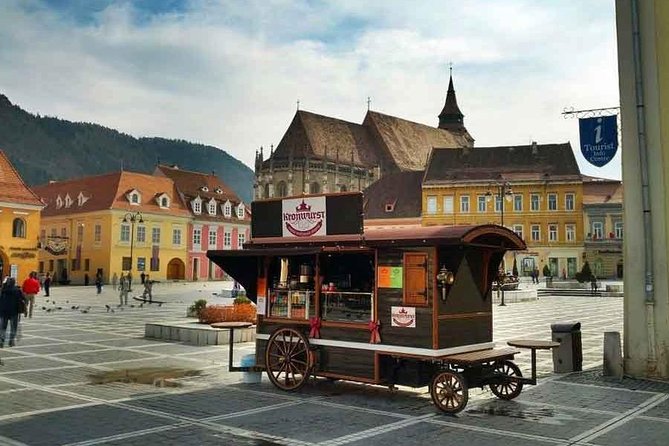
[551,322,582,373]
[241,354,261,384]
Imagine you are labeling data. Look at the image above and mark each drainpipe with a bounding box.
[631,0,657,374]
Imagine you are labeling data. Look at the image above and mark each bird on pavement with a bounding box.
[105,304,110,312]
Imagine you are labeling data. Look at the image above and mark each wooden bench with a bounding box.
[443,347,520,365]
[507,339,560,384]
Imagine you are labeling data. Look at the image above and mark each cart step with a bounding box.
[443,347,519,364]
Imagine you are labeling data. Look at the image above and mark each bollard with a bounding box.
[551,322,583,373]
[603,331,623,379]
[241,354,261,384]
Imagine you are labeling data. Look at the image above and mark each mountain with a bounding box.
[0,94,254,203]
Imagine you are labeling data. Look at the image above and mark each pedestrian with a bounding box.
[127,271,133,292]
[232,280,240,298]
[140,272,146,285]
[142,275,153,303]
[43,272,51,297]
[84,273,89,286]
[95,272,102,295]
[119,275,130,306]
[0,278,24,348]
[21,272,40,319]
[591,275,598,295]
[111,272,118,290]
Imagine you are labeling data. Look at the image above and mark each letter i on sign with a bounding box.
[594,118,603,144]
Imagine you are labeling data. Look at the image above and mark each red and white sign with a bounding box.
[391,306,416,328]
[282,197,327,237]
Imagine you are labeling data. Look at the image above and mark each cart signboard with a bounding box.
[391,306,416,328]
[282,196,327,237]
[378,266,403,288]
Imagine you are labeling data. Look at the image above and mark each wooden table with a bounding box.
[210,322,254,372]
[507,339,560,384]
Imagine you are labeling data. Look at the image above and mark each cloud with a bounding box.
[0,0,620,178]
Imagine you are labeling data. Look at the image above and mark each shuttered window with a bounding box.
[404,252,428,306]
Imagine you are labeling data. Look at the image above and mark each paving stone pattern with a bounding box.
[0,283,667,445]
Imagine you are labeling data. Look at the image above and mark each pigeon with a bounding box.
[66,300,69,303]
[46,308,52,313]
[57,307,62,310]
[41,306,47,311]
[110,309,115,313]
[130,304,135,308]
[80,309,89,314]
[139,303,144,308]
[158,303,162,307]
[105,304,110,312]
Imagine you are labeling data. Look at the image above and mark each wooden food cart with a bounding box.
[208,192,534,414]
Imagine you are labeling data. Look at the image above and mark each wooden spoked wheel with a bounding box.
[489,360,523,400]
[265,328,313,391]
[430,370,468,414]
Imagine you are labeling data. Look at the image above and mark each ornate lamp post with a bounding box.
[122,211,143,291]
[486,182,513,306]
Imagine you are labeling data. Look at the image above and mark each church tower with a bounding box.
[438,72,465,131]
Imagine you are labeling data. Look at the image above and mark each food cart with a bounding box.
[208,192,539,414]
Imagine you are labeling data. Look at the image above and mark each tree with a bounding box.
[542,264,551,278]
[575,261,593,283]
[512,257,519,277]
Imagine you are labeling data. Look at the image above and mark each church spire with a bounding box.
[438,69,465,131]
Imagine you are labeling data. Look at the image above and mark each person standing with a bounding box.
[591,275,598,295]
[21,272,40,319]
[43,273,51,297]
[111,272,118,291]
[140,272,146,285]
[95,272,102,295]
[119,275,130,306]
[0,278,24,348]
[127,272,133,292]
[142,275,153,303]
[84,273,89,286]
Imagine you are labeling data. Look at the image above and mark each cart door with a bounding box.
[404,253,428,306]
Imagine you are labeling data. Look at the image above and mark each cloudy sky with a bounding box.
[0,0,620,179]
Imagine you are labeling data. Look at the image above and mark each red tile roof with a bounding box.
[0,150,43,207]
[33,171,190,217]
[582,175,623,204]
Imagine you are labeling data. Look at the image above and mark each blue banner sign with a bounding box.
[579,116,618,167]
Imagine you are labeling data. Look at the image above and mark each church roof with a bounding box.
[423,143,581,184]
[0,150,43,207]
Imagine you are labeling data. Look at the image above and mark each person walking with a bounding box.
[95,272,103,295]
[119,274,130,306]
[142,275,153,303]
[0,278,24,348]
[21,272,40,319]
[111,272,118,291]
[84,273,90,286]
[127,272,133,292]
[591,275,598,296]
[140,272,146,285]
[43,272,51,297]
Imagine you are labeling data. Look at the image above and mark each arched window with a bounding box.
[339,184,348,192]
[264,183,270,198]
[12,218,26,238]
[310,182,320,194]
[276,181,288,198]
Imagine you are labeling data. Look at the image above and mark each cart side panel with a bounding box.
[376,248,433,349]
[439,249,493,315]
[316,346,375,380]
[438,317,491,349]
[258,321,369,343]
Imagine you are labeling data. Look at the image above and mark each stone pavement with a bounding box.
[1,282,667,445]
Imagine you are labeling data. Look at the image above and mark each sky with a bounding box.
[0,0,621,179]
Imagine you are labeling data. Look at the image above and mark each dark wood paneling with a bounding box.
[379,355,437,388]
[316,346,375,379]
[325,194,363,235]
[258,321,369,343]
[251,200,282,237]
[438,317,492,348]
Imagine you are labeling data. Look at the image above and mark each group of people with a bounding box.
[113,271,153,305]
[529,268,541,284]
[0,272,41,348]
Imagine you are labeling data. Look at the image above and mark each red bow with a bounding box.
[368,320,381,344]
[309,317,322,339]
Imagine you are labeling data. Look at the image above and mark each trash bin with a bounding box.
[241,354,261,384]
[551,322,582,373]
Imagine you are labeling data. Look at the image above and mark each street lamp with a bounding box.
[486,182,513,306]
[122,211,143,291]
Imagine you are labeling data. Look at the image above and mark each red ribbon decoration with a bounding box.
[309,317,322,339]
[368,320,381,344]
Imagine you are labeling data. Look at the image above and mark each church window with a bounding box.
[277,181,288,197]
[310,182,320,194]
[339,185,347,192]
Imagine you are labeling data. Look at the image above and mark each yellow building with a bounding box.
[33,171,190,285]
[421,144,584,277]
[0,150,43,283]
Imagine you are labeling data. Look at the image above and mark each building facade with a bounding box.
[155,165,251,281]
[0,150,43,283]
[254,75,474,200]
[34,171,190,285]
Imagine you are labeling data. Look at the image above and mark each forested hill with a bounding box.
[0,94,254,203]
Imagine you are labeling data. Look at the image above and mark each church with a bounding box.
[253,75,473,199]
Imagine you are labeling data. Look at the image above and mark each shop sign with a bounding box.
[391,306,416,328]
[256,277,267,316]
[579,116,618,167]
[282,197,327,237]
[10,264,18,279]
[378,266,403,288]
[10,252,36,259]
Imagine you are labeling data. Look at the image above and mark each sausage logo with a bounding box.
[282,197,327,237]
[391,306,416,328]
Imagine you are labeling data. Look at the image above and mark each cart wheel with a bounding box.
[430,370,468,414]
[265,328,313,391]
[489,360,523,400]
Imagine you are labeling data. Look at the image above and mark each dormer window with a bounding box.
[200,186,209,192]
[127,189,141,205]
[77,192,89,207]
[215,188,223,194]
[223,200,232,218]
[385,202,396,213]
[156,193,170,209]
[64,194,73,208]
[56,195,63,209]
[208,198,217,215]
[192,196,203,215]
[236,202,245,219]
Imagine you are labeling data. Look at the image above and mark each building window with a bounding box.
[513,195,523,212]
[77,224,84,242]
[50,228,57,237]
[11,218,26,238]
[49,260,54,271]
[276,181,288,198]
[71,259,77,271]
[192,198,202,214]
[208,229,217,248]
[84,259,90,272]
[39,261,44,273]
[131,193,139,204]
[136,225,146,243]
[122,257,132,271]
[494,195,502,213]
[152,227,161,244]
[150,257,160,271]
[565,193,575,211]
[548,224,558,242]
[208,200,217,215]
[56,195,63,208]
[237,204,245,219]
[61,227,67,237]
[614,221,623,239]
[460,195,470,213]
[548,193,557,211]
[311,182,320,194]
[137,257,146,272]
[223,201,232,218]
[477,195,486,213]
[94,224,101,243]
[566,224,576,241]
[531,225,540,241]
[592,222,604,239]
[172,228,182,246]
[161,196,169,208]
[238,233,246,247]
[40,229,46,243]
[443,196,454,214]
[426,196,437,214]
[530,194,540,211]
[120,224,130,242]
[224,231,231,247]
[513,224,524,239]
[193,228,202,248]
